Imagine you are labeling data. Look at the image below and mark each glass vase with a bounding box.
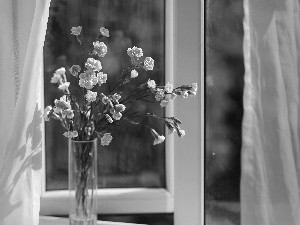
[69,139,97,225]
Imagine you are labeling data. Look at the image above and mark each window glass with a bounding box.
[44,0,165,190]
[205,0,244,224]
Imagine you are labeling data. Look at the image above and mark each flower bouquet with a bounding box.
[44,26,197,224]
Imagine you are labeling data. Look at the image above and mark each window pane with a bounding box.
[44,0,165,190]
[205,0,244,224]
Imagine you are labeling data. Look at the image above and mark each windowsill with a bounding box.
[39,216,147,225]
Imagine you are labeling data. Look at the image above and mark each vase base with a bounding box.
[69,214,97,225]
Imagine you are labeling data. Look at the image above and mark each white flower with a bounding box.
[102,96,110,104]
[160,100,169,107]
[79,70,98,89]
[105,114,113,123]
[115,104,126,112]
[79,70,95,79]
[100,27,110,37]
[112,111,122,120]
[54,96,71,111]
[63,131,78,138]
[178,129,185,138]
[101,133,113,146]
[191,83,198,92]
[85,58,102,72]
[79,78,92,89]
[51,67,65,83]
[130,69,138,78]
[69,65,81,76]
[151,129,165,145]
[71,26,82,36]
[61,109,74,119]
[97,72,107,85]
[58,82,70,91]
[164,82,173,94]
[189,91,197,96]
[147,79,156,89]
[181,91,188,99]
[155,89,165,101]
[127,46,143,59]
[93,41,107,57]
[85,90,97,102]
[111,93,121,103]
[143,57,154,71]
[43,106,52,121]
[55,67,66,75]
[51,74,62,83]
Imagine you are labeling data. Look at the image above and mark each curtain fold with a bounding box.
[242,0,300,224]
[0,0,50,224]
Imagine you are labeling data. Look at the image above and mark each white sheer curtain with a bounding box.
[0,0,50,224]
[242,0,300,224]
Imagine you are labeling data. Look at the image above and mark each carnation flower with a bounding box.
[143,57,154,71]
[63,131,78,138]
[54,96,71,112]
[191,83,198,92]
[97,72,107,85]
[155,89,165,101]
[85,90,97,102]
[100,27,110,37]
[130,69,138,78]
[111,93,121,102]
[79,70,98,89]
[102,96,110,104]
[147,79,156,89]
[85,58,102,72]
[69,65,81,76]
[127,46,143,59]
[71,26,82,36]
[51,74,62,83]
[181,91,188,99]
[43,106,53,121]
[189,91,197,96]
[160,100,169,107]
[112,111,122,120]
[61,109,74,119]
[55,67,66,75]
[164,82,173,94]
[93,41,107,57]
[101,133,113,146]
[58,82,70,91]
[115,104,126,112]
[79,78,94,89]
[151,129,165,145]
[178,129,185,138]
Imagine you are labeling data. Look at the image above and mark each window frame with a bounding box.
[173,0,203,225]
[40,0,204,224]
[40,0,175,216]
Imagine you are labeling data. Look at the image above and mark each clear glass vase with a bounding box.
[69,139,97,225]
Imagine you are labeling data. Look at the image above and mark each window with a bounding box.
[44,0,166,191]
[40,0,202,225]
[41,0,173,216]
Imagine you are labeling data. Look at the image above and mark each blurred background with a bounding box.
[205,0,244,224]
